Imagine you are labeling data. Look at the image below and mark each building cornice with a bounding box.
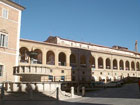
[20,38,140,59]
[0,0,25,10]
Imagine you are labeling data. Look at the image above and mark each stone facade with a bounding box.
[0,0,24,82]
[15,36,140,83]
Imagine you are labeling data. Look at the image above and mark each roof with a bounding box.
[55,36,140,55]
[21,37,140,57]
[0,0,25,10]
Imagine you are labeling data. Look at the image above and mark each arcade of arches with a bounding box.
[18,42,140,82]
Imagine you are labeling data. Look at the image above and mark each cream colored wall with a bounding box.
[18,40,140,82]
[0,2,21,82]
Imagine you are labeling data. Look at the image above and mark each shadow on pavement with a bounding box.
[0,91,112,105]
[85,83,140,99]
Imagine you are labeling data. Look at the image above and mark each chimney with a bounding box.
[135,40,138,52]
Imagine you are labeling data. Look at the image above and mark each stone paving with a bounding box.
[0,83,140,105]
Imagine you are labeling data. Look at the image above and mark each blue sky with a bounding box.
[17,0,140,51]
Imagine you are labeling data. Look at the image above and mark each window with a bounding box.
[61,76,65,81]
[0,65,3,76]
[48,75,53,81]
[61,70,64,73]
[0,34,8,47]
[2,8,8,19]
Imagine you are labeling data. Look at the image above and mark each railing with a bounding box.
[13,65,52,75]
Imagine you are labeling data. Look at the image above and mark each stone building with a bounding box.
[0,0,24,82]
[1,0,140,84]
[14,36,140,83]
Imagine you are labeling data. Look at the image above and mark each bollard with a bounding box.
[82,87,85,97]
[77,86,80,95]
[71,87,74,98]
[56,87,59,100]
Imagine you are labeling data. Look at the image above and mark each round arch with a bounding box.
[113,59,118,70]
[33,49,42,64]
[59,52,66,66]
[106,58,111,69]
[46,50,55,65]
[125,61,130,70]
[19,47,29,63]
[98,57,103,69]
[131,61,135,71]
[119,60,124,70]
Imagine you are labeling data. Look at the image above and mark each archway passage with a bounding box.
[32,49,42,64]
[59,52,66,66]
[20,47,29,63]
[113,59,117,70]
[80,55,86,67]
[136,62,140,71]
[131,61,135,71]
[120,60,124,70]
[89,56,95,68]
[70,54,76,67]
[46,51,55,65]
[106,58,110,69]
[126,61,130,70]
[98,57,103,69]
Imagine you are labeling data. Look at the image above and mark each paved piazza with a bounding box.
[1,83,140,105]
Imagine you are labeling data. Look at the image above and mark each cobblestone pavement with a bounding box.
[0,83,140,105]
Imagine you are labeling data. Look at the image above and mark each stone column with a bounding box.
[55,52,58,66]
[103,58,106,70]
[130,61,132,71]
[123,60,126,71]
[135,61,136,71]
[117,59,119,70]
[66,52,70,67]
[42,49,47,65]
[95,56,98,69]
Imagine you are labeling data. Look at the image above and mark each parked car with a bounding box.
[93,81,105,88]
[105,81,122,88]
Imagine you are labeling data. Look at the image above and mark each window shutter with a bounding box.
[5,35,8,47]
[0,34,1,46]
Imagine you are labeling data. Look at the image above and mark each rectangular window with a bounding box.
[2,8,8,19]
[0,34,8,47]
[0,65,3,76]
[48,75,53,81]
[61,76,65,81]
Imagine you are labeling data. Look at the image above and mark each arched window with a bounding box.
[70,54,76,67]
[131,61,135,71]
[80,55,86,67]
[98,57,103,69]
[113,59,117,69]
[33,49,42,64]
[89,56,95,68]
[46,51,55,65]
[119,60,124,70]
[136,62,140,71]
[59,52,66,66]
[19,47,29,63]
[106,58,110,69]
[125,61,130,70]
